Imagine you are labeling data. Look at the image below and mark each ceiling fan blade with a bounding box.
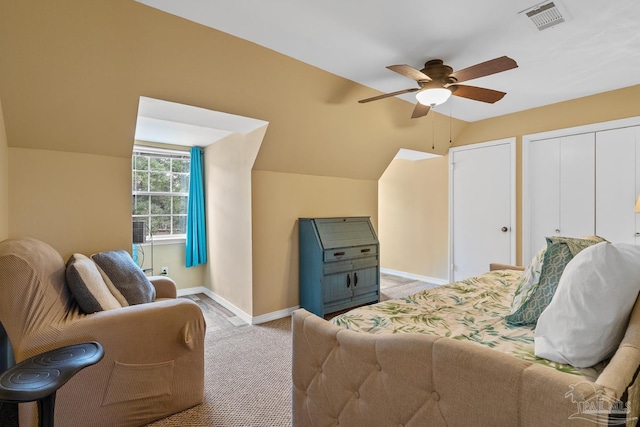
[450,85,506,103]
[411,102,431,119]
[358,87,420,103]
[449,56,518,83]
[387,65,431,82]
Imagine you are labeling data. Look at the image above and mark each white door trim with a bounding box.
[448,137,517,282]
[522,116,640,262]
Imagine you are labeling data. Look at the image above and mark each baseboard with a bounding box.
[176,287,299,325]
[380,268,448,286]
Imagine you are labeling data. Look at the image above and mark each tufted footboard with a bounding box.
[292,309,633,427]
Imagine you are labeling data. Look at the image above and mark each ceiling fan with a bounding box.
[358,56,518,118]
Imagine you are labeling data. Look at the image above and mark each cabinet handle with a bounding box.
[346,273,351,288]
[334,251,345,256]
[360,248,371,253]
[555,229,560,234]
[354,272,358,286]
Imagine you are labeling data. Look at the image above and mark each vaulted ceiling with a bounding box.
[136,0,640,122]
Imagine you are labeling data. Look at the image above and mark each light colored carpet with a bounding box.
[147,274,439,426]
[146,318,292,427]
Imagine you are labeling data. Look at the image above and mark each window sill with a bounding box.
[135,237,186,246]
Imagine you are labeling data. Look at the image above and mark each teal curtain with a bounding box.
[186,147,207,267]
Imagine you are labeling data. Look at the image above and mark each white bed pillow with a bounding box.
[534,242,640,368]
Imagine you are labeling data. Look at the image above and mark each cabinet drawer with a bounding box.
[352,256,378,270]
[324,245,377,262]
[323,260,353,275]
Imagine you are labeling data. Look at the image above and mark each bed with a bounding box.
[292,245,640,427]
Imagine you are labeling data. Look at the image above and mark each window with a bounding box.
[132,146,190,239]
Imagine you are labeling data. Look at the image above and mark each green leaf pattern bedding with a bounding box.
[331,270,606,381]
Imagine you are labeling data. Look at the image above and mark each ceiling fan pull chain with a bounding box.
[449,100,452,145]
[432,108,436,150]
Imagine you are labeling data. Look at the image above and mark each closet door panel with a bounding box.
[529,138,560,256]
[596,127,638,244]
[559,133,595,238]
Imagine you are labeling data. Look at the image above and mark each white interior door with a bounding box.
[450,139,515,282]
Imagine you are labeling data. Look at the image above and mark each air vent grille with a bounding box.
[525,2,565,30]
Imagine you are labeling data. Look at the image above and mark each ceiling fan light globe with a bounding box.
[416,88,452,106]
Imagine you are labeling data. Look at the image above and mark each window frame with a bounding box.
[132,145,191,242]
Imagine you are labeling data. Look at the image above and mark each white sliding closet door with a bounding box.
[595,126,640,244]
[528,138,560,257]
[527,133,595,258]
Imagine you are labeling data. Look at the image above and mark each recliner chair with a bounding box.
[0,237,206,427]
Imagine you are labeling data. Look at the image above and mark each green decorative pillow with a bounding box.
[509,246,546,313]
[505,236,605,326]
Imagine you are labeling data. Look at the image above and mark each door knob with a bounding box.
[501,226,508,232]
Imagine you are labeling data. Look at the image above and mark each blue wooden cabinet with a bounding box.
[299,217,380,317]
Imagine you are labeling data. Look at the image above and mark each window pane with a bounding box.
[172,173,189,193]
[132,148,191,239]
[172,158,189,173]
[133,171,148,192]
[173,215,187,235]
[133,155,149,171]
[150,156,170,172]
[149,172,171,192]
[151,216,171,236]
[173,196,188,215]
[132,195,150,215]
[150,196,171,214]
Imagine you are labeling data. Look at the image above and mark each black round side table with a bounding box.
[0,341,104,427]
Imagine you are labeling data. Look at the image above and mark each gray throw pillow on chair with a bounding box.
[91,250,155,305]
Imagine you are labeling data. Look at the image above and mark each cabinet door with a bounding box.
[596,126,640,244]
[351,266,378,298]
[322,270,353,305]
[559,133,595,238]
[529,138,560,256]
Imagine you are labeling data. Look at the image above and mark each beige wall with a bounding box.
[205,128,266,315]
[0,1,449,318]
[136,242,206,289]
[3,1,640,318]
[252,171,378,316]
[8,148,130,258]
[0,98,8,241]
[378,156,449,280]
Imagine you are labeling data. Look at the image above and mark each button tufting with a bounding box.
[376,364,381,371]
[432,391,440,401]
[318,367,323,374]
[354,391,360,398]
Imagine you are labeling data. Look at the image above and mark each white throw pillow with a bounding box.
[534,242,640,368]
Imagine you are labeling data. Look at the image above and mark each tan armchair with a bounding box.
[0,237,206,427]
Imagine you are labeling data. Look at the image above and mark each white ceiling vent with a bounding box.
[519,1,569,31]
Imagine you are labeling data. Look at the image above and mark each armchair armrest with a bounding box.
[149,275,177,299]
[60,298,204,358]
